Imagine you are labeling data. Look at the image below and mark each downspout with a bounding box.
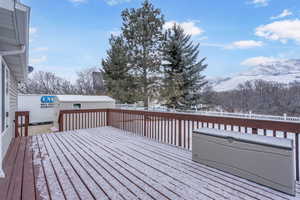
[0,45,26,56]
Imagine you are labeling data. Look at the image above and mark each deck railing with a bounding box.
[59,108,300,181]
[116,104,300,122]
[58,109,108,131]
[15,111,29,137]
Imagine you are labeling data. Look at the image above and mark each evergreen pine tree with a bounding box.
[162,24,208,110]
[121,0,164,108]
[102,35,138,104]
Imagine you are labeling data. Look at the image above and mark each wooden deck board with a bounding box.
[1,126,300,200]
[11,138,28,200]
[22,137,36,200]
[61,133,174,200]
[50,133,116,200]
[42,134,81,200]
[8,138,27,200]
[75,132,222,200]
[44,133,96,200]
[0,137,21,199]
[55,134,149,200]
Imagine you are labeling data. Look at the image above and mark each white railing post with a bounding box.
[284,113,287,121]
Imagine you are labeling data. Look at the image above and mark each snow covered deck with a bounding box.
[0,126,299,200]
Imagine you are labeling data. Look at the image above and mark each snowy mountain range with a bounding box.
[210,59,300,92]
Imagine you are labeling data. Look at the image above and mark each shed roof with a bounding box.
[56,95,115,103]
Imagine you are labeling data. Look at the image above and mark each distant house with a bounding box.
[0,0,30,177]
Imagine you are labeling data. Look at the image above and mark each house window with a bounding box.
[73,104,81,109]
[1,62,9,133]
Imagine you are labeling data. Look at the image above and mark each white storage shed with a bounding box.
[18,94,56,124]
[53,95,115,130]
[55,95,116,110]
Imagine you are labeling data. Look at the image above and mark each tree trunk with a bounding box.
[144,89,148,108]
[143,68,148,108]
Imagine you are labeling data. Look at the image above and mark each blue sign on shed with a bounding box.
[41,96,55,104]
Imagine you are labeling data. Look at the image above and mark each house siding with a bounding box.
[1,65,18,176]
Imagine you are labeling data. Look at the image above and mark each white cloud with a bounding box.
[30,55,47,65]
[201,43,226,48]
[29,27,37,35]
[164,21,204,36]
[104,0,132,6]
[69,0,87,3]
[226,40,264,49]
[241,56,281,66]
[255,19,300,44]
[249,0,269,7]
[202,40,263,49]
[32,47,49,52]
[271,9,293,20]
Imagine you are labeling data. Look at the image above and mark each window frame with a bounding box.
[1,58,10,133]
[73,103,82,109]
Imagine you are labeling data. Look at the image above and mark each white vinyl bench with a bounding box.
[192,128,295,195]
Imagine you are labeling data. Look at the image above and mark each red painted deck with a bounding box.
[0,126,299,200]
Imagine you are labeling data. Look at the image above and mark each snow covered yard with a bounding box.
[0,126,299,200]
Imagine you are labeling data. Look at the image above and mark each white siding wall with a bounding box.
[0,59,18,177]
[0,0,14,11]
[2,73,18,157]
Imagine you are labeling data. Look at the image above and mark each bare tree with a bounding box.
[75,67,102,95]
[18,71,76,94]
[215,80,300,116]
[19,67,107,96]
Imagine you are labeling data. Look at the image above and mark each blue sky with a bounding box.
[23,0,300,81]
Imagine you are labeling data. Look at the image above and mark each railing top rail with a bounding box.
[59,108,108,114]
[15,111,29,115]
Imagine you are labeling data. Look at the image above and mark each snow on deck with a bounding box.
[0,126,299,200]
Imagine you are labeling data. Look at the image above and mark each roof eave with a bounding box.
[15,2,30,82]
